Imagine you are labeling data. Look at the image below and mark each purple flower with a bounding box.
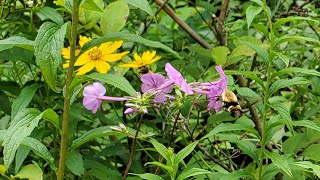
[165,63,193,95]
[141,73,173,103]
[83,82,128,113]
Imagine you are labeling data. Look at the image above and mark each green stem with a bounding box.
[57,0,79,179]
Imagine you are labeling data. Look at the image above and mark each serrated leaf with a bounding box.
[219,170,255,180]
[71,126,123,149]
[14,164,43,180]
[177,168,211,180]
[269,102,294,135]
[2,108,45,168]
[237,38,269,62]
[35,6,64,25]
[66,150,84,176]
[130,173,164,180]
[0,36,34,51]
[21,137,57,170]
[269,77,309,97]
[212,46,230,65]
[294,161,320,178]
[149,138,170,162]
[80,32,180,58]
[246,5,263,29]
[175,141,198,164]
[101,0,129,35]
[123,0,153,16]
[34,22,68,92]
[292,120,320,132]
[274,17,318,30]
[273,36,320,47]
[264,151,293,178]
[201,123,259,140]
[272,67,320,78]
[11,84,41,120]
[87,73,136,96]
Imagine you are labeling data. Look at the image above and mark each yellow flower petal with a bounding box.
[100,41,124,54]
[101,51,129,62]
[133,53,142,62]
[95,60,111,74]
[61,48,71,59]
[147,55,161,64]
[141,50,153,60]
[76,61,95,75]
[79,36,91,47]
[74,54,90,66]
[120,62,142,68]
[63,60,70,68]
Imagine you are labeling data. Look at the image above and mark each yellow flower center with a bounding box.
[88,48,102,60]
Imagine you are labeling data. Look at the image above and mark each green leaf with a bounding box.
[302,144,320,161]
[14,164,43,180]
[2,108,45,168]
[101,0,129,35]
[252,23,269,37]
[177,168,211,180]
[71,126,123,149]
[0,47,34,63]
[0,91,11,114]
[269,102,294,135]
[224,70,264,89]
[123,0,153,16]
[42,108,60,130]
[212,46,230,65]
[80,0,103,12]
[272,51,289,67]
[273,36,320,47]
[264,151,293,178]
[246,5,263,29]
[292,120,320,132]
[218,170,255,180]
[0,36,34,51]
[66,150,84,176]
[149,138,170,162]
[11,84,41,119]
[145,162,173,173]
[274,17,318,30]
[272,67,320,78]
[230,45,256,58]
[201,123,259,140]
[293,161,320,178]
[15,146,30,174]
[35,6,64,25]
[175,141,198,164]
[80,32,180,58]
[87,73,136,96]
[21,137,57,170]
[250,0,264,7]
[237,38,269,62]
[269,77,309,97]
[34,22,68,92]
[130,173,164,180]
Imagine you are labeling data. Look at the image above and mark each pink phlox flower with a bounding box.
[141,73,173,103]
[165,63,193,95]
[83,82,129,113]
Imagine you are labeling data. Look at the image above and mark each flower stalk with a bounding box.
[57,0,79,179]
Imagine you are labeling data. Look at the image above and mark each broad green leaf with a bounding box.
[149,138,170,162]
[0,81,21,96]
[145,162,173,173]
[2,108,45,168]
[201,123,259,140]
[212,46,230,65]
[0,47,34,63]
[237,38,269,62]
[21,137,57,170]
[250,0,264,7]
[14,164,43,180]
[272,67,320,78]
[35,6,64,25]
[11,84,41,119]
[292,120,320,132]
[175,141,198,164]
[15,146,30,174]
[264,151,293,178]
[237,87,262,104]
[87,73,136,96]
[123,0,154,16]
[66,150,84,176]
[283,133,308,154]
[0,36,34,51]
[80,0,103,12]
[269,102,294,135]
[42,108,60,130]
[302,144,320,161]
[274,17,318,29]
[0,91,11,114]
[101,0,129,35]
[130,173,164,180]
[230,45,256,58]
[246,5,263,29]
[252,23,269,37]
[34,22,68,92]
[293,161,320,178]
[218,170,255,180]
[269,77,309,97]
[224,70,264,89]
[80,32,180,58]
[272,51,289,67]
[71,126,123,149]
[273,36,320,47]
[177,168,211,180]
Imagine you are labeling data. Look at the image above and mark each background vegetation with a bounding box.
[0,0,320,179]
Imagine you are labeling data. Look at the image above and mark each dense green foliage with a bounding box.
[0,0,320,179]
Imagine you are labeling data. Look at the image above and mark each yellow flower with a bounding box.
[120,50,161,68]
[62,36,129,75]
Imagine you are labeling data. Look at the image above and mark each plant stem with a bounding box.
[57,0,79,179]
[122,113,144,180]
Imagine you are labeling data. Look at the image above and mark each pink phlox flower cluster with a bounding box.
[165,63,194,95]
